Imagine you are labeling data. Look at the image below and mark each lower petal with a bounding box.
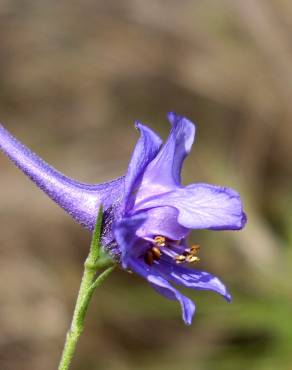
[153,258,231,302]
[129,258,195,325]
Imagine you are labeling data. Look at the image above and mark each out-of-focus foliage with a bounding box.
[0,1,292,369]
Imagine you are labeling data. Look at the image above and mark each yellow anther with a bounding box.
[190,245,200,255]
[175,255,186,263]
[154,235,166,247]
[186,255,200,263]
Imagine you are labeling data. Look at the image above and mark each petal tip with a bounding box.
[183,300,196,325]
[167,112,196,151]
[225,291,232,303]
[167,111,197,129]
[134,120,142,130]
[233,210,247,230]
[241,212,247,228]
[167,111,178,123]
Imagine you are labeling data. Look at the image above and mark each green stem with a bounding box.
[58,265,114,370]
[58,206,115,370]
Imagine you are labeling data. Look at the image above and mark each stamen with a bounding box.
[190,245,200,254]
[186,255,200,263]
[151,246,161,260]
[175,244,201,264]
[145,250,154,265]
[154,236,166,247]
[175,255,186,263]
[144,236,200,266]
[144,244,163,266]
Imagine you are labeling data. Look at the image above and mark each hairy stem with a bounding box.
[57,206,115,370]
[58,265,114,370]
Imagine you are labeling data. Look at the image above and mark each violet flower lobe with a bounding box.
[0,113,246,324]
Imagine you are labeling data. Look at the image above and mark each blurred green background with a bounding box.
[1,1,292,369]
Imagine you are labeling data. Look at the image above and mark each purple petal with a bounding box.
[129,258,195,325]
[135,183,246,230]
[0,124,124,231]
[114,214,148,268]
[136,206,189,241]
[135,113,196,202]
[124,122,162,214]
[152,258,231,302]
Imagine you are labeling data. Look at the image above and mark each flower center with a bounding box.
[144,235,201,266]
[175,245,200,264]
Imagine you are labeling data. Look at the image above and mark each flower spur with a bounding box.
[0,113,246,324]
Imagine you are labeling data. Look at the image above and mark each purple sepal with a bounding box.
[0,124,124,236]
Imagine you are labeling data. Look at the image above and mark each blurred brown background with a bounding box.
[1,1,292,369]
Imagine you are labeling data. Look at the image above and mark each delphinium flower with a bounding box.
[0,113,246,325]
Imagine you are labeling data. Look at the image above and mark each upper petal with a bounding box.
[0,124,124,232]
[135,182,247,230]
[124,122,162,214]
[129,258,195,325]
[135,113,196,201]
[152,257,231,302]
[157,112,196,186]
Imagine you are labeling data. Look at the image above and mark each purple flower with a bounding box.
[0,113,246,324]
